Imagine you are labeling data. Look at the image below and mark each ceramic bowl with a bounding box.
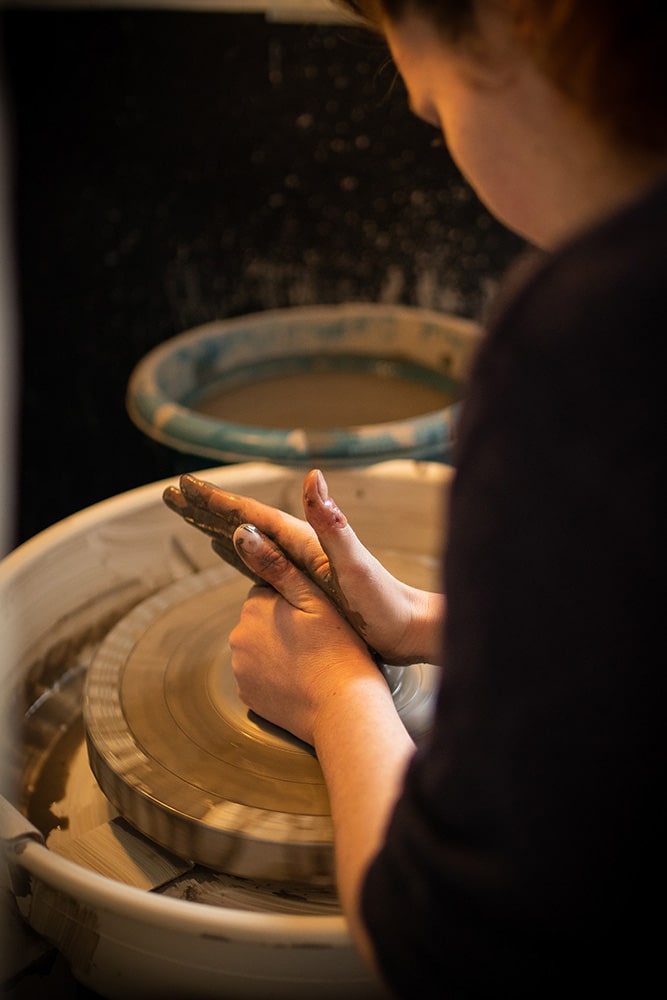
[126,303,481,467]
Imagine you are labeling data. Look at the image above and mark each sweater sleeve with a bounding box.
[361,185,666,998]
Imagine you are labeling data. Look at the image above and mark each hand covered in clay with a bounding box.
[229,523,389,746]
[167,469,444,665]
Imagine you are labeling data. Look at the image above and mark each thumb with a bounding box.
[302,469,377,575]
[233,523,312,608]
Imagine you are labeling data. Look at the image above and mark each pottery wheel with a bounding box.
[84,562,440,883]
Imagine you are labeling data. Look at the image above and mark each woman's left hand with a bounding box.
[230,521,415,982]
[229,522,387,746]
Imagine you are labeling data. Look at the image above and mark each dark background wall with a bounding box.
[1,6,525,546]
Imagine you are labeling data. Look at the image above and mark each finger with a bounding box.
[210,537,265,586]
[162,484,187,513]
[180,473,318,565]
[179,473,242,513]
[302,469,379,579]
[233,523,319,610]
[180,474,306,537]
[163,485,219,532]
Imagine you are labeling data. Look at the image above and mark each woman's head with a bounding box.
[339,1,667,155]
[337,1,667,246]
[342,1,479,40]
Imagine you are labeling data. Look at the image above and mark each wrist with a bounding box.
[401,589,446,665]
[310,661,401,753]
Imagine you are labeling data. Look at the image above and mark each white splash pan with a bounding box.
[1,460,452,999]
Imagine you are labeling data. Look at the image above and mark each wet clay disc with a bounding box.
[83,562,440,882]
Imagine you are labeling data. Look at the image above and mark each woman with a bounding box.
[182,2,666,994]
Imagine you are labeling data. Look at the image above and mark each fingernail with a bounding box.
[315,471,347,526]
[315,469,329,501]
[233,523,263,554]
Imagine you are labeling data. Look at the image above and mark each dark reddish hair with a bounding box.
[337,0,667,152]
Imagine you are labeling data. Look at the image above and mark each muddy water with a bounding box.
[193,367,457,429]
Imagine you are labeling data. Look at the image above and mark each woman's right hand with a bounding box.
[173,469,444,666]
[298,469,445,666]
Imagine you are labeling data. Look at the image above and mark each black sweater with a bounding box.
[362,176,667,998]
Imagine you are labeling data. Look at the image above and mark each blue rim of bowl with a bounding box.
[126,304,477,466]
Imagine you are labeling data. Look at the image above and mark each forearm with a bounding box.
[312,673,416,978]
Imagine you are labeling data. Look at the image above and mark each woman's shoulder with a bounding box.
[455,175,667,471]
[488,173,667,352]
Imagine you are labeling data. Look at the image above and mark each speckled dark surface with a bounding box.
[1,7,524,546]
